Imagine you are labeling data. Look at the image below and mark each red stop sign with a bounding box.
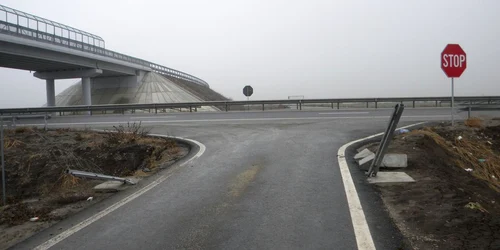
[441,44,467,78]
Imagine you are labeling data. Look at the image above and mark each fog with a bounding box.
[0,0,499,108]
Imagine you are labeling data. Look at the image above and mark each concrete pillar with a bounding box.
[46,79,55,107]
[82,77,91,106]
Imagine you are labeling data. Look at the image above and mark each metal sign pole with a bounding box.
[367,104,405,177]
[451,78,455,126]
[1,116,5,206]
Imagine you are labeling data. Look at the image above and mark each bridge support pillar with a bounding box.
[82,77,91,106]
[46,79,56,107]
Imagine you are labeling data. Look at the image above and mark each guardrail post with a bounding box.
[375,101,378,109]
[435,100,438,107]
[299,101,302,111]
[296,103,299,110]
[155,105,157,114]
[44,114,48,131]
[331,103,334,109]
[195,107,197,112]
[262,104,265,111]
[225,103,228,112]
[190,106,192,113]
[366,102,369,108]
[337,102,340,109]
[413,101,415,108]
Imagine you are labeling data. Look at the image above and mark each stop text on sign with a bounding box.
[441,44,467,78]
[442,54,466,68]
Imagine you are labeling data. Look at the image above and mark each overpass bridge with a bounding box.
[0,4,208,107]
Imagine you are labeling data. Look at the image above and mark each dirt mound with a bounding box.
[373,120,500,250]
[0,125,188,249]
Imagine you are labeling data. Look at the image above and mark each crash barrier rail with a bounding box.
[66,169,135,185]
[458,105,500,119]
[0,96,499,116]
[0,114,51,130]
[367,104,405,177]
[0,4,208,87]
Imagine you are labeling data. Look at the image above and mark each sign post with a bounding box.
[441,44,467,126]
[1,116,5,206]
[451,78,454,125]
[243,85,253,111]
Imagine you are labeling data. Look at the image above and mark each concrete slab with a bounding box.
[357,145,370,153]
[357,142,378,153]
[354,149,373,160]
[358,153,375,170]
[381,154,408,168]
[367,172,415,184]
[93,181,126,193]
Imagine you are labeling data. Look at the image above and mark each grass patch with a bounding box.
[414,128,500,192]
[465,117,483,128]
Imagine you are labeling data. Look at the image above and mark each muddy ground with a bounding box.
[0,124,188,249]
[367,118,500,250]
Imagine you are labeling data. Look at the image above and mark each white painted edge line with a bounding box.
[337,122,426,250]
[318,112,370,115]
[34,135,206,250]
[18,115,450,127]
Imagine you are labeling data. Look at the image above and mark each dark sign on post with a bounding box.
[243,85,253,97]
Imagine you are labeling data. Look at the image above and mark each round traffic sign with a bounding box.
[243,85,253,97]
[441,44,467,78]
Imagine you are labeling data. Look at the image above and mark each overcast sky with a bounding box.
[0,0,499,108]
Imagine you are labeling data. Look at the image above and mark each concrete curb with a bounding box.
[337,121,428,250]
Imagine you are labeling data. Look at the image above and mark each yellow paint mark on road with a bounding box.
[229,165,262,198]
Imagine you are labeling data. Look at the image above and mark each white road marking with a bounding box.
[318,112,370,115]
[19,115,450,127]
[129,116,176,119]
[33,135,206,250]
[337,122,425,250]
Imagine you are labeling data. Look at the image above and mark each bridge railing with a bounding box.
[0,96,498,116]
[0,4,209,87]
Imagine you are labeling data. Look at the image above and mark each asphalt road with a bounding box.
[9,108,497,250]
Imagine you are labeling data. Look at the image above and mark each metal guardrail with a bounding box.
[66,169,135,185]
[0,96,498,116]
[1,114,51,129]
[0,4,209,87]
[457,104,500,119]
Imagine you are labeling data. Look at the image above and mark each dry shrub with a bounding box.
[59,175,81,190]
[104,122,150,145]
[55,128,71,134]
[4,138,24,149]
[465,117,483,128]
[14,127,34,134]
[75,133,93,141]
[414,128,500,192]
